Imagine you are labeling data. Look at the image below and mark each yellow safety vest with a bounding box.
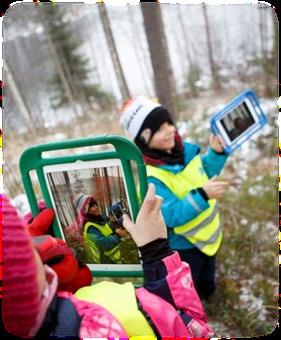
[75,281,155,336]
[147,155,222,256]
[83,221,121,263]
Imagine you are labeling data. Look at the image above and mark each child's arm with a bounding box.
[201,135,229,178]
[148,177,210,227]
[137,249,213,337]
[123,187,213,337]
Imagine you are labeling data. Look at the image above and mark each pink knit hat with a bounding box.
[2,194,42,337]
[75,193,97,216]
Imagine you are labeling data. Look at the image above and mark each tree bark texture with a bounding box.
[202,4,221,91]
[98,3,131,101]
[141,2,177,116]
[4,61,36,135]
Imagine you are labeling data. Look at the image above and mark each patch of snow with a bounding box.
[239,285,267,322]
[35,26,43,35]
[237,165,248,181]
[11,194,30,218]
[260,123,274,136]
[177,121,191,137]
[235,139,262,161]
[264,221,278,235]
[205,104,225,118]
[53,133,68,140]
[277,97,281,109]
[248,184,264,196]
[249,222,259,233]
[240,218,248,225]
[228,186,239,194]
[260,98,278,113]
[208,320,233,338]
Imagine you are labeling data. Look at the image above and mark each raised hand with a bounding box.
[209,134,225,153]
[203,175,229,199]
[122,183,167,247]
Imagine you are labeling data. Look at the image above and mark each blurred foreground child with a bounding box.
[2,184,213,338]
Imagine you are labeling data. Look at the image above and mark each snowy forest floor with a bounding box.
[4,89,279,337]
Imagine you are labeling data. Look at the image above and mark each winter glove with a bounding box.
[33,235,92,293]
[25,204,92,293]
[25,205,55,236]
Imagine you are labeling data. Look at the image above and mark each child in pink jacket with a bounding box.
[2,184,213,338]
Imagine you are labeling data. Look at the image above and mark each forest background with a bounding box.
[2,1,279,337]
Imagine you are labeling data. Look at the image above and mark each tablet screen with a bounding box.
[43,159,141,271]
[219,101,256,142]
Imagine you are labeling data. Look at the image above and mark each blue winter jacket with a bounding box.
[148,141,228,250]
[86,225,120,251]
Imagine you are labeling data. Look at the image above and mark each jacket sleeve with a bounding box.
[201,147,228,178]
[148,177,210,228]
[86,226,120,251]
[140,251,213,336]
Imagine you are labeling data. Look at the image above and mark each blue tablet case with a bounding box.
[210,89,267,154]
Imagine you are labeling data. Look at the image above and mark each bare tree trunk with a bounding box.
[94,6,116,95]
[4,62,36,135]
[127,6,152,95]
[272,9,278,64]
[86,20,102,86]
[127,5,153,93]
[258,5,276,96]
[271,9,278,96]
[141,2,177,116]
[162,7,186,76]
[104,168,112,207]
[63,171,78,219]
[98,3,131,101]
[202,4,221,91]
[176,6,193,68]
[258,6,267,59]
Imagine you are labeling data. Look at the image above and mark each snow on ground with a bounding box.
[249,222,260,233]
[239,282,268,322]
[11,193,30,218]
[208,320,235,338]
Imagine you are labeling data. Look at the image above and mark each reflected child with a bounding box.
[76,194,127,264]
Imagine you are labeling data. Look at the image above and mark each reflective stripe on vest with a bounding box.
[147,155,222,256]
[84,221,121,262]
[83,222,100,263]
[75,281,155,336]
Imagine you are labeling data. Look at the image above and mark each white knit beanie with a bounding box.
[119,96,161,140]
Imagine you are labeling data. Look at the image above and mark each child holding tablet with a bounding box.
[119,96,229,299]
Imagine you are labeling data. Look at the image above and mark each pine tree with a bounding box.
[41,4,114,115]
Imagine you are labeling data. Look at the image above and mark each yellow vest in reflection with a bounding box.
[83,221,121,263]
[147,155,222,256]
